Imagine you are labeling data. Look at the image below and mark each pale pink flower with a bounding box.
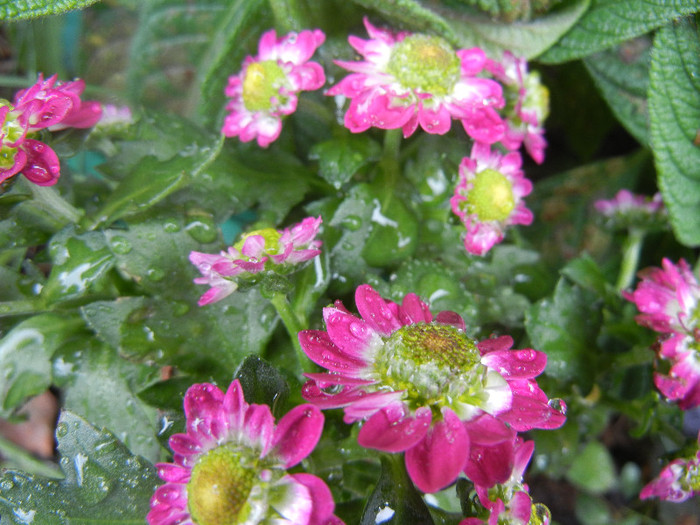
[328,17,505,142]
[299,284,565,493]
[222,29,326,147]
[0,74,102,186]
[595,190,664,217]
[486,52,548,164]
[450,143,533,256]
[624,259,700,409]
[641,433,700,503]
[190,217,322,306]
[148,380,342,525]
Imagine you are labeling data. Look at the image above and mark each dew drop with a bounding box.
[185,214,218,244]
[147,268,165,282]
[55,423,68,438]
[110,236,132,254]
[1,479,14,490]
[163,219,181,233]
[341,215,362,231]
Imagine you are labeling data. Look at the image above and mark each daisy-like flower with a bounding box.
[222,29,326,148]
[624,258,700,409]
[485,52,548,164]
[190,217,322,306]
[641,433,700,503]
[148,380,342,525]
[299,284,565,493]
[450,143,533,256]
[328,17,505,142]
[461,438,551,525]
[594,189,666,231]
[0,74,102,186]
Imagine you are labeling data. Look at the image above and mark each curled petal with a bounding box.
[272,404,324,468]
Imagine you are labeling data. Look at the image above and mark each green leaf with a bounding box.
[566,440,617,494]
[234,356,290,416]
[85,135,223,229]
[539,0,700,63]
[56,340,162,462]
[0,411,158,524]
[584,37,652,146]
[0,314,83,417]
[0,0,99,20]
[525,279,601,389]
[351,0,589,59]
[650,18,700,246]
[309,134,381,190]
[41,227,115,305]
[360,453,435,525]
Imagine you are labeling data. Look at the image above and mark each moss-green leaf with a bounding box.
[540,0,700,63]
[649,18,700,246]
[0,0,99,20]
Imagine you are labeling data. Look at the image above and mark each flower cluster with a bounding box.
[0,74,101,186]
[222,29,326,147]
[190,217,322,305]
[299,284,565,493]
[624,258,700,409]
[450,142,533,256]
[148,380,342,525]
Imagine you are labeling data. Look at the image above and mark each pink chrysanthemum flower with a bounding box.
[222,29,326,148]
[148,380,342,525]
[485,52,548,164]
[327,17,505,142]
[641,433,700,503]
[595,189,666,231]
[461,438,551,525]
[450,143,533,256]
[299,284,565,493]
[190,217,322,306]
[0,74,102,186]
[624,259,700,409]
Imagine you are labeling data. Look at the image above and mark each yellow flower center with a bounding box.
[187,445,258,525]
[241,61,287,112]
[234,227,282,256]
[467,168,515,222]
[387,35,460,96]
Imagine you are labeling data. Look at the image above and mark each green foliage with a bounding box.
[539,0,700,63]
[0,0,99,20]
[0,411,158,524]
[649,17,700,247]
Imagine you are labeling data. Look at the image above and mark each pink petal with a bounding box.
[355,284,402,336]
[358,404,431,452]
[323,307,377,359]
[222,379,248,433]
[183,383,225,441]
[168,433,203,457]
[480,348,547,379]
[21,139,60,186]
[405,408,470,493]
[272,404,324,468]
[287,473,338,525]
[156,462,191,484]
[298,330,368,374]
[464,438,516,487]
[243,403,275,455]
[399,293,433,324]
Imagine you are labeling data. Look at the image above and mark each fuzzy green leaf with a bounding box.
[584,37,652,145]
[351,0,589,59]
[0,0,99,20]
[649,18,700,246]
[310,134,381,190]
[540,0,700,63]
[0,411,158,525]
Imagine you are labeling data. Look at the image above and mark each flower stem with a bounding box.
[616,227,644,291]
[270,292,314,375]
[379,128,402,206]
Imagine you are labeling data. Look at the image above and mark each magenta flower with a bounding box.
[641,433,700,503]
[0,74,102,186]
[485,52,548,164]
[222,29,326,147]
[450,143,533,256]
[148,380,342,525]
[190,217,322,306]
[328,17,505,142]
[595,190,664,218]
[299,284,565,493]
[624,258,700,409]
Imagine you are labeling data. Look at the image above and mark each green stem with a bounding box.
[270,292,314,375]
[616,227,644,291]
[28,184,83,226]
[379,128,402,206]
[0,299,47,318]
